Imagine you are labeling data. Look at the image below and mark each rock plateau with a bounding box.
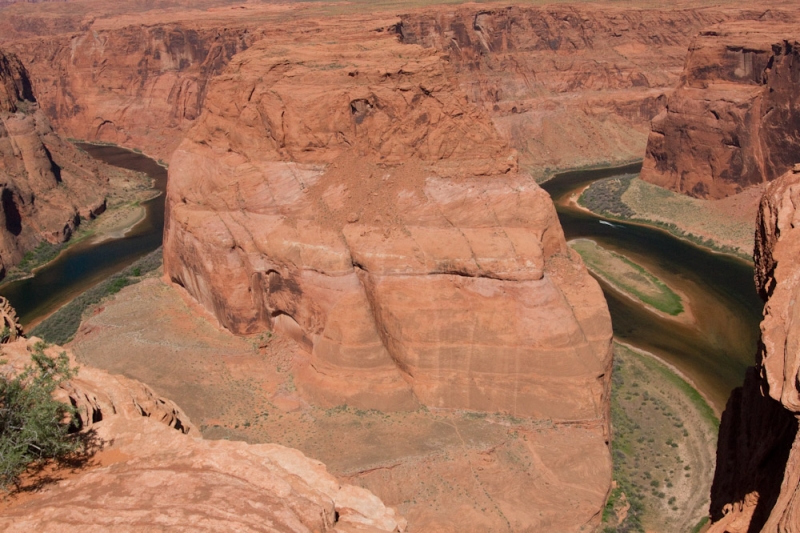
[162,19,614,424]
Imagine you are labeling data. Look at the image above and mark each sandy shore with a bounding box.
[568,237,697,326]
[89,204,148,244]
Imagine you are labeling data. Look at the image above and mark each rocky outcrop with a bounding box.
[0,48,107,275]
[0,337,406,532]
[641,22,800,199]
[709,167,800,532]
[162,23,613,424]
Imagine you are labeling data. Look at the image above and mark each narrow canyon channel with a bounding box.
[0,144,166,327]
[3,149,759,413]
[542,164,763,411]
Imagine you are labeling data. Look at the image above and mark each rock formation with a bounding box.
[396,5,780,174]
[0,337,406,533]
[708,167,800,532]
[4,3,796,171]
[0,48,107,276]
[162,22,614,423]
[641,22,800,199]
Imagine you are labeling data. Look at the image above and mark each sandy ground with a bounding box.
[606,343,718,532]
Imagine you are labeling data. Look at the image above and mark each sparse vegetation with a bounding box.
[30,249,163,345]
[601,343,718,532]
[579,175,636,218]
[579,176,753,261]
[0,342,81,489]
[15,241,65,277]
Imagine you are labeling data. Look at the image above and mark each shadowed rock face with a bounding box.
[0,49,107,276]
[709,168,800,532]
[0,337,406,533]
[162,25,613,424]
[641,22,800,199]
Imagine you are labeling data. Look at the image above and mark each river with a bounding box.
[0,144,166,328]
[2,149,759,411]
[541,164,763,411]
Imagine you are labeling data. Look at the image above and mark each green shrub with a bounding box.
[0,342,81,488]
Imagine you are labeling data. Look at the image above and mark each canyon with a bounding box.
[2,0,800,532]
[0,49,107,277]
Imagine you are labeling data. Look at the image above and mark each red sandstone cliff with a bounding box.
[0,337,406,532]
[4,3,796,171]
[162,20,614,426]
[0,48,106,276]
[708,166,800,532]
[641,22,800,199]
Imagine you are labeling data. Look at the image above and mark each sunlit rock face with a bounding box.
[162,24,613,423]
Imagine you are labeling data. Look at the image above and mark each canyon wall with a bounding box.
[0,337,406,532]
[641,23,800,199]
[4,20,262,160]
[709,167,800,532]
[0,48,106,275]
[2,3,793,171]
[397,5,797,176]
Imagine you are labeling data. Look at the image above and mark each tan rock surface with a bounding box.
[0,48,107,275]
[641,22,800,199]
[709,168,800,532]
[0,336,405,533]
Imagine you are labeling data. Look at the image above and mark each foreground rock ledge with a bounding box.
[162,15,613,424]
[0,338,406,533]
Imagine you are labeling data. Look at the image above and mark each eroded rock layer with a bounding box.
[0,48,106,275]
[0,337,406,533]
[397,5,793,174]
[163,23,613,423]
[709,168,800,532]
[4,2,796,171]
[641,22,800,199]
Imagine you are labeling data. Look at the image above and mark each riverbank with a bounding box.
[603,342,719,533]
[1,147,158,284]
[577,175,757,262]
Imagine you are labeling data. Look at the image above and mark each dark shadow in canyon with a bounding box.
[709,366,798,532]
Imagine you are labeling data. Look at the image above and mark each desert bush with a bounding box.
[0,342,80,488]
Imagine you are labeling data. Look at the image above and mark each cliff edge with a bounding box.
[709,167,800,532]
[0,337,406,533]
